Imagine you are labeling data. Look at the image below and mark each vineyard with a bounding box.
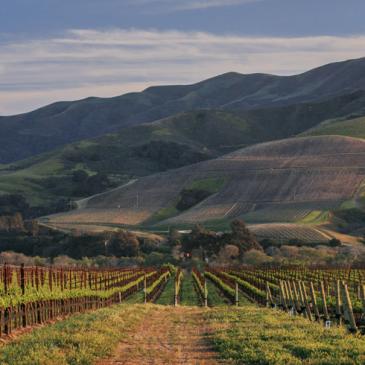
[242,200,337,223]
[44,136,365,230]
[248,223,333,243]
[204,266,365,333]
[0,264,171,336]
[1,264,365,364]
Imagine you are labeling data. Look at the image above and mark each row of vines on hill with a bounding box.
[0,264,171,336]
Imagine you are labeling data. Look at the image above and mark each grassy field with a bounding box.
[303,115,365,139]
[298,210,330,224]
[205,305,365,365]
[0,304,153,365]
[1,266,365,365]
[206,278,233,306]
[155,274,175,305]
[180,273,201,306]
[2,299,365,365]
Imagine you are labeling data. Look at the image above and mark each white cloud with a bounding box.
[128,0,262,11]
[0,28,365,115]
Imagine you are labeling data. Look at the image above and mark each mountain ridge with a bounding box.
[1,57,365,163]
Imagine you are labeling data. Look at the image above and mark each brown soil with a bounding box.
[96,306,228,365]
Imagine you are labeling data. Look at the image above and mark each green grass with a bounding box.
[0,303,152,365]
[206,279,232,307]
[298,210,330,224]
[303,115,365,139]
[155,275,175,305]
[145,204,180,225]
[205,305,365,365]
[124,290,145,304]
[187,177,226,194]
[154,217,232,232]
[180,273,201,306]
[340,200,358,210]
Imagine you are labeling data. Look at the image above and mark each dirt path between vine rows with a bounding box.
[96,306,228,365]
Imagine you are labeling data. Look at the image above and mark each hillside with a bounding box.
[2,90,365,205]
[43,135,365,231]
[1,57,365,164]
[303,115,365,139]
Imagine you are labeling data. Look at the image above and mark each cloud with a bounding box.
[128,0,262,11]
[1,28,365,115]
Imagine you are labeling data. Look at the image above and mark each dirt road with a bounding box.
[96,306,228,365]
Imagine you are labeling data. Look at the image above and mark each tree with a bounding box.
[228,219,262,259]
[168,227,181,246]
[181,224,221,258]
[72,170,88,183]
[328,238,342,247]
[109,230,140,257]
[0,194,29,215]
[242,249,273,265]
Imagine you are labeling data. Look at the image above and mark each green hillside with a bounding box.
[303,115,365,139]
[2,88,365,207]
[0,110,250,204]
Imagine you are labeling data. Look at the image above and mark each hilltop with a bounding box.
[1,57,365,164]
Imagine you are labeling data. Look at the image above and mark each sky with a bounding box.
[1,0,365,115]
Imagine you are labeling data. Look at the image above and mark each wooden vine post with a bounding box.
[20,263,27,327]
[174,277,178,307]
[361,284,365,317]
[319,281,329,322]
[335,280,342,325]
[279,281,288,310]
[341,282,358,333]
[204,279,208,308]
[300,281,313,321]
[235,282,239,307]
[309,282,320,322]
[266,282,273,307]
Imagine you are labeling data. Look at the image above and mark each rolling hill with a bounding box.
[1,57,365,164]
[2,90,365,205]
[43,135,365,234]
[303,115,365,139]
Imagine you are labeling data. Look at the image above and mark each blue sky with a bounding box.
[1,0,365,115]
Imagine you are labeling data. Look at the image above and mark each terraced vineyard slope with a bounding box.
[45,135,365,230]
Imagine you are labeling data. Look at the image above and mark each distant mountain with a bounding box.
[1,57,365,163]
[44,135,365,229]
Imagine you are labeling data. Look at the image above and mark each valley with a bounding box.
[1,57,365,266]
